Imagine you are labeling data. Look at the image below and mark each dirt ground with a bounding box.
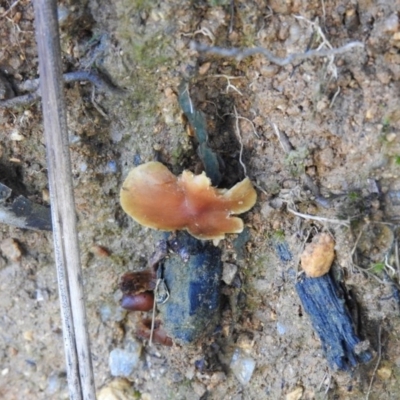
[1,0,400,399]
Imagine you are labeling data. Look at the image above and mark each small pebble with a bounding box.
[192,382,207,397]
[377,366,392,380]
[236,334,255,351]
[222,263,238,285]
[97,378,134,400]
[46,373,66,395]
[10,130,24,141]
[365,109,374,120]
[199,62,211,75]
[109,343,142,377]
[300,233,335,278]
[209,371,226,388]
[384,13,399,33]
[276,321,287,335]
[105,160,118,174]
[79,163,88,172]
[386,132,396,142]
[36,288,49,302]
[23,331,34,341]
[57,5,71,25]
[0,238,22,262]
[230,348,256,385]
[100,302,127,323]
[42,189,50,203]
[286,386,303,400]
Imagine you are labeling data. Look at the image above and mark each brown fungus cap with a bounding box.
[120,161,257,240]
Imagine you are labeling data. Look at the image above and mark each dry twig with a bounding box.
[0,0,22,18]
[269,120,293,153]
[33,1,95,399]
[0,70,122,109]
[191,41,364,66]
[286,205,351,227]
[233,105,247,176]
[212,74,243,95]
[224,112,259,138]
[365,325,382,400]
[294,15,338,78]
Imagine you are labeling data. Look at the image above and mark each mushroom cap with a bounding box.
[120,161,257,240]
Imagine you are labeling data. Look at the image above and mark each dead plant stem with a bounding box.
[191,41,363,66]
[33,1,95,399]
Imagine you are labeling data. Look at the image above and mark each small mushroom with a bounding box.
[120,291,154,311]
[120,162,257,240]
[137,318,173,347]
[300,233,335,278]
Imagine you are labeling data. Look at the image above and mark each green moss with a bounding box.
[208,0,230,5]
[284,147,309,177]
[129,36,172,70]
[272,229,285,242]
[170,143,185,166]
[382,115,391,134]
[348,191,361,202]
[133,0,153,13]
[372,262,385,274]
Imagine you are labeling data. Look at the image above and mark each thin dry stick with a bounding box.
[0,70,122,109]
[149,278,162,346]
[366,325,382,400]
[236,115,259,138]
[191,41,364,65]
[212,74,243,95]
[350,227,365,258]
[233,105,247,176]
[269,120,293,153]
[33,1,95,399]
[0,0,22,18]
[320,0,326,23]
[329,87,341,108]
[286,205,351,227]
[294,15,337,78]
[223,112,259,138]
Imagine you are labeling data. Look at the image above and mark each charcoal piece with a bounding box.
[0,182,52,231]
[160,231,222,344]
[295,273,373,371]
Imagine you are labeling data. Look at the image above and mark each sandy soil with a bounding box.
[1,0,400,399]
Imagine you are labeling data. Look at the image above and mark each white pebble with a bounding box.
[109,343,142,377]
[230,348,256,385]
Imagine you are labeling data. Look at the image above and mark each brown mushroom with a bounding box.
[120,291,154,311]
[120,161,257,240]
[136,318,173,347]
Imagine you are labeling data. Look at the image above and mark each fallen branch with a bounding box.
[0,70,122,109]
[191,41,364,65]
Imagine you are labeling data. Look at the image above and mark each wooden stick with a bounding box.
[33,1,96,399]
